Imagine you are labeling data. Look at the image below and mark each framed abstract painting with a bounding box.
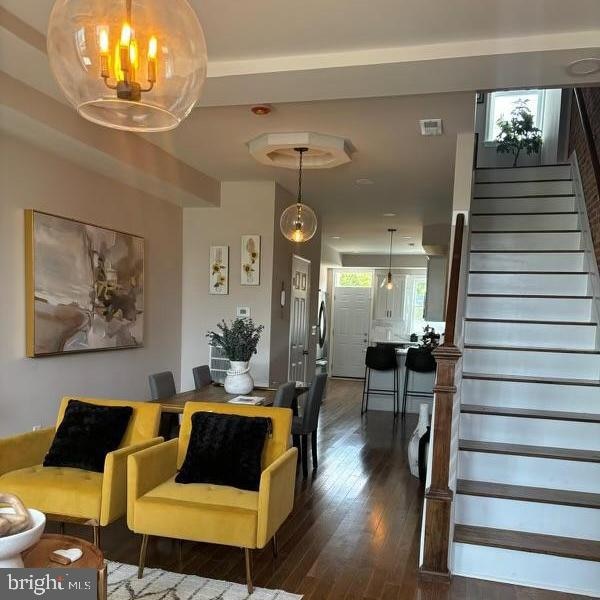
[25,210,144,357]
[209,245,229,294]
[241,235,260,286]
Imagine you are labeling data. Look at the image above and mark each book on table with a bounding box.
[228,396,265,405]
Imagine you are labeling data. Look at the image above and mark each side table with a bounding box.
[22,533,106,600]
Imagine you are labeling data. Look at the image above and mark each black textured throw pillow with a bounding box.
[43,400,133,473]
[176,412,271,491]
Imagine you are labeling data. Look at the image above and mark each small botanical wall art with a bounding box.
[241,235,260,286]
[210,245,229,295]
[25,210,144,357]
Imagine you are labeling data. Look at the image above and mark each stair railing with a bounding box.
[574,88,600,199]
[419,212,467,580]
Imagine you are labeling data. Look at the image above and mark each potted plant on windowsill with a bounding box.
[495,99,543,167]
[207,318,264,394]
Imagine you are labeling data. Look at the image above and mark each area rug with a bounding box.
[107,561,302,600]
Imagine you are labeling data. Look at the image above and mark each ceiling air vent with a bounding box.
[419,118,443,136]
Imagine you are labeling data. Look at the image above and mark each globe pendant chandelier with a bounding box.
[280,148,318,243]
[47,0,207,132]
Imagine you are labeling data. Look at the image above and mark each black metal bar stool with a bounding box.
[401,347,436,418]
[361,345,399,416]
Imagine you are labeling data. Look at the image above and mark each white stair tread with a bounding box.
[461,405,600,423]
[462,372,600,387]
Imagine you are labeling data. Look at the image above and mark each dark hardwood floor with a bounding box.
[53,379,586,599]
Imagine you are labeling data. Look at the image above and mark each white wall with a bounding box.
[180,182,276,390]
[0,135,182,436]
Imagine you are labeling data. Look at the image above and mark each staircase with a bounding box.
[452,164,600,596]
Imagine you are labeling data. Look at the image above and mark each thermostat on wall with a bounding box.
[237,306,251,318]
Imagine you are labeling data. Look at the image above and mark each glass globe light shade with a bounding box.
[280,203,318,243]
[47,0,207,132]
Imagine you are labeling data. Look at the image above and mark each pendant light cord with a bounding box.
[388,229,394,272]
[297,148,305,204]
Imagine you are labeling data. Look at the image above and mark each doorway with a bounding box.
[331,270,373,378]
[289,255,311,383]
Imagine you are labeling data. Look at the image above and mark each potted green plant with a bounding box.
[495,99,543,167]
[207,318,264,394]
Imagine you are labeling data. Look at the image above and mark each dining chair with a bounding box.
[273,381,296,409]
[402,347,436,418]
[192,365,212,390]
[292,373,327,478]
[361,345,399,416]
[149,371,178,439]
[148,371,176,400]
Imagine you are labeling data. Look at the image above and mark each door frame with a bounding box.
[330,268,374,378]
[288,255,312,382]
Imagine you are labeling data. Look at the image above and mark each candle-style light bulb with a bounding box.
[147,36,158,83]
[99,26,110,78]
[120,23,132,46]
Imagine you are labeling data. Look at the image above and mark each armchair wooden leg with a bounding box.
[138,535,149,579]
[311,432,318,470]
[272,534,279,558]
[92,525,100,549]
[178,539,183,570]
[244,548,254,594]
[59,522,65,535]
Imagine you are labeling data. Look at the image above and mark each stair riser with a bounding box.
[466,297,593,321]
[468,273,589,296]
[453,544,600,597]
[462,379,600,413]
[471,231,582,251]
[458,452,600,493]
[460,414,600,451]
[469,252,584,272]
[463,348,600,379]
[475,166,572,182]
[464,321,597,349]
[472,196,576,214]
[455,496,600,541]
[471,213,579,232]
[474,181,574,197]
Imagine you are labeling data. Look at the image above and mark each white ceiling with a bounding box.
[5,0,600,60]
[142,93,474,253]
[2,0,600,252]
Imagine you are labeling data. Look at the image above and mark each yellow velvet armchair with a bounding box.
[0,396,162,546]
[127,402,298,593]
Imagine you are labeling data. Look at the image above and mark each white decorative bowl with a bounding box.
[0,508,46,568]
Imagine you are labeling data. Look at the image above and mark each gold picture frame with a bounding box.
[25,210,145,357]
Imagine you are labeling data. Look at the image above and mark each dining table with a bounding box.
[150,382,310,439]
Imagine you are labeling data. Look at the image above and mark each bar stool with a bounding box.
[401,347,436,418]
[361,345,399,416]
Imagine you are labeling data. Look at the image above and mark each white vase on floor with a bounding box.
[224,360,254,394]
[408,403,430,479]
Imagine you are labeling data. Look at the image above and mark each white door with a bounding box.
[332,277,372,378]
[289,256,311,382]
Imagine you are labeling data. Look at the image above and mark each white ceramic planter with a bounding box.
[225,360,254,395]
[0,508,46,568]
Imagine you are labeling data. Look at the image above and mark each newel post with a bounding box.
[419,343,461,580]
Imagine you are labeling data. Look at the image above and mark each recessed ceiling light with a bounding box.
[401,236,412,239]
[356,178,374,185]
[566,58,600,76]
[331,236,341,239]
[251,104,272,115]
[382,213,396,217]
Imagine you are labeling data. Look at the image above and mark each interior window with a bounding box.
[335,271,373,287]
[406,275,427,335]
[485,89,545,142]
